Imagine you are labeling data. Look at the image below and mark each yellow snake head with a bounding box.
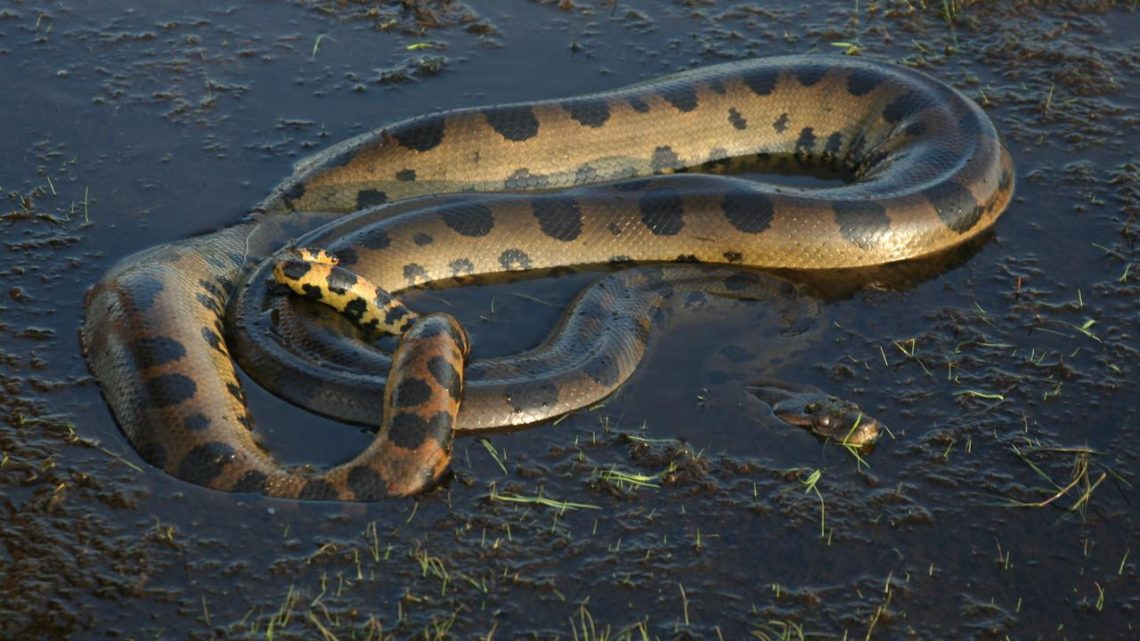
[750,384,882,449]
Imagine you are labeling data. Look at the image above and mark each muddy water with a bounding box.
[1,2,1137,639]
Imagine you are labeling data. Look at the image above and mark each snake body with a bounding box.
[81,56,1013,500]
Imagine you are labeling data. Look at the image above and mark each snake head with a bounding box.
[750,384,883,448]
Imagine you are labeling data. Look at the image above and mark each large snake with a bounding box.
[81,56,1014,501]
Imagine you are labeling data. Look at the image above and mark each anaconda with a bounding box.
[81,56,1013,501]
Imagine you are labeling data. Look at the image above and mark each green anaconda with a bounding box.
[81,55,1014,501]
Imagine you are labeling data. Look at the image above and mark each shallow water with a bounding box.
[2,2,1137,639]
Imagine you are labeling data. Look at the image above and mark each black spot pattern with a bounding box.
[722,189,773,234]
[362,230,391,250]
[403,264,429,284]
[201,327,224,352]
[663,85,698,112]
[743,69,779,95]
[133,336,187,369]
[532,196,583,241]
[499,249,533,270]
[176,441,234,486]
[298,480,339,501]
[347,466,387,500]
[833,200,891,249]
[794,64,828,87]
[639,191,686,236]
[183,413,210,431]
[326,267,358,295]
[300,283,323,299]
[395,169,416,182]
[357,189,387,209]
[505,168,551,190]
[393,377,433,408]
[413,232,434,246]
[232,470,268,493]
[772,113,789,133]
[723,250,743,263]
[504,380,559,414]
[384,304,413,331]
[390,118,445,152]
[708,78,726,95]
[441,202,494,237]
[564,99,611,127]
[882,91,927,124]
[280,260,313,282]
[127,275,165,313]
[925,181,982,233]
[728,108,747,130]
[675,254,700,263]
[143,373,197,408]
[795,127,817,165]
[449,258,475,276]
[847,67,882,95]
[427,355,462,401]
[342,298,369,326]
[651,146,681,173]
[483,106,540,141]
[628,95,651,113]
[387,412,430,449]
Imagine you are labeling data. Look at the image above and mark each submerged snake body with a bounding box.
[81,56,1013,500]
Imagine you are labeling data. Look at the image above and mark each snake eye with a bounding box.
[805,402,819,413]
[817,415,832,428]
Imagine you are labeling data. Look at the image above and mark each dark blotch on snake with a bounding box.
[723,189,773,234]
[833,200,891,250]
[723,250,743,263]
[925,181,982,233]
[628,95,651,113]
[183,413,210,431]
[441,202,494,237]
[143,373,197,408]
[772,113,789,133]
[663,85,698,112]
[280,260,313,281]
[126,275,165,313]
[347,466,387,500]
[403,264,429,284]
[176,441,234,486]
[532,196,583,241]
[449,258,475,276]
[232,470,268,493]
[356,189,388,209]
[882,91,927,124]
[846,67,882,96]
[362,230,391,250]
[342,298,368,325]
[413,232,433,246]
[393,377,433,409]
[427,355,462,401]
[794,64,828,87]
[326,267,358,295]
[564,99,611,128]
[743,68,778,95]
[132,336,187,369]
[724,271,761,292]
[651,146,682,173]
[728,108,747,130]
[584,356,621,387]
[298,479,339,501]
[639,191,686,236]
[395,169,416,182]
[387,412,430,449]
[300,283,323,299]
[499,249,533,270]
[483,106,540,142]
[390,118,445,152]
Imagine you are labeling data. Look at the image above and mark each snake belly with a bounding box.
[81,56,1014,501]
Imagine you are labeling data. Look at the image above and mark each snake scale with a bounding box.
[81,56,1014,501]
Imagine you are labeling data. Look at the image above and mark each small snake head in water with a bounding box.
[751,384,883,449]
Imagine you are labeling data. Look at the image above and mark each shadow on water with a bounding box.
[1,1,1137,639]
